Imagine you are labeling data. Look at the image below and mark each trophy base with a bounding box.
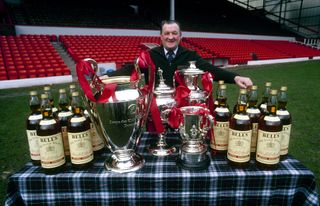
[176,153,210,171]
[148,144,176,156]
[105,153,145,173]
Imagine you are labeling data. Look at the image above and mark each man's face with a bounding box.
[160,23,181,51]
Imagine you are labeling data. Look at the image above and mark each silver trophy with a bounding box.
[78,58,153,173]
[176,61,210,105]
[148,68,176,156]
[177,106,214,170]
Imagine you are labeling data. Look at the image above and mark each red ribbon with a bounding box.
[202,72,215,116]
[167,107,183,129]
[138,51,164,134]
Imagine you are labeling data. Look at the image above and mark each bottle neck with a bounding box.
[237,93,247,114]
[59,93,70,112]
[267,95,278,115]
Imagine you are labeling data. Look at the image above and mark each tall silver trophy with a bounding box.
[177,106,214,170]
[76,58,153,173]
[148,68,176,156]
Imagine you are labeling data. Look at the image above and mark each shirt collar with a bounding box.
[164,47,178,56]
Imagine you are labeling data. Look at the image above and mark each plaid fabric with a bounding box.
[5,133,319,206]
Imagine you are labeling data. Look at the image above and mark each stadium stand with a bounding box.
[0,34,70,80]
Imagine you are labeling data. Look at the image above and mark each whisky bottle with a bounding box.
[258,82,272,114]
[246,85,261,154]
[57,88,73,161]
[213,80,224,109]
[276,86,292,160]
[37,93,66,173]
[211,84,231,154]
[227,89,252,168]
[84,110,105,154]
[26,91,42,166]
[256,89,282,170]
[67,91,94,169]
[44,86,58,117]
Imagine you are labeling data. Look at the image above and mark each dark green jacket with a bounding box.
[111,45,238,87]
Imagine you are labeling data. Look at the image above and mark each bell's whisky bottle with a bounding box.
[67,92,94,169]
[26,91,42,166]
[276,86,292,160]
[228,89,252,167]
[84,109,105,154]
[211,84,231,154]
[256,89,282,170]
[213,80,224,109]
[37,93,66,173]
[57,88,73,161]
[246,85,261,154]
[258,82,271,114]
[44,86,58,117]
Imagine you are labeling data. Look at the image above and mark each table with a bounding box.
[5,133,319,206]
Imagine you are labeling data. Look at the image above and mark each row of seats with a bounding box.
[60,35,214,67]
[183,37,320,64]
[0,35,69,80]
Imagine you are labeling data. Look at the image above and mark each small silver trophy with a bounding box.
[177,106,214,170]
[148,68,176,156]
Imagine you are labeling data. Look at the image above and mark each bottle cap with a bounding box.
[69,84,76,89]
[270,89,278,95]
[220,84,227,89]
[72,91,79,97]
[44,86,51,91]
[251,85,258,90]
[280,86,287,91]
[240,89,247,94]
[265,82,272,87]
[30,91,38,96]
[41,93,48,99]
[59,89,66,93]
[218,80,224,85]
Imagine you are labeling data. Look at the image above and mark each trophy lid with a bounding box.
[180,61,204,75]
[154,68,174,96]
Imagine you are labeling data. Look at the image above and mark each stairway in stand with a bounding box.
[51,41,77,81]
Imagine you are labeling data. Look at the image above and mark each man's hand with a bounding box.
[234,76,253,89]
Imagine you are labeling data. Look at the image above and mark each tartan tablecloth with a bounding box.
[5,132,319,206]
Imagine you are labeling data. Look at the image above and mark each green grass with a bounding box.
[0,60,319,204]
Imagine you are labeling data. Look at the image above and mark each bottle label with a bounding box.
[215,107,230,113]
[39,119,56,126]
[276,110,290,116]
[39,133,65,168]
[61,126,70,156]
[264,116,281,122]
[227,129,252,163]
[251,123,258,153]
[52,107,58,113]
[58,111,73,118]
[211,121,229,151]
[70,116,86,123]
[68,130,94,164]
[90,123,105,151]
[28,114,42,121]
[26,129,40,161]
[247,108,260,114]
[256,130,281,165]
[234,114,250,121]
[280,124,292,155]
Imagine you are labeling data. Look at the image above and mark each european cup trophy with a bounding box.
[76,58,154,173]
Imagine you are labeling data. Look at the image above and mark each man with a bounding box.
[150,20,252,88]
[110,20,252,88]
